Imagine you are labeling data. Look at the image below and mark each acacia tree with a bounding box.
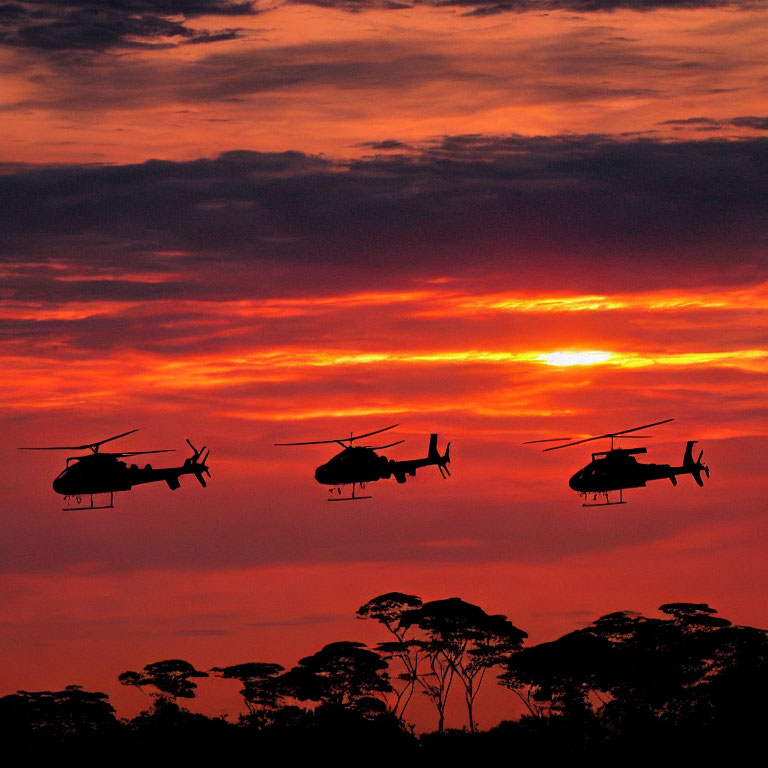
[210,662,285,720]
[400,597,527,732]
[357,592,425,722]
[581,603,735,730]
[500,601,768,739]
[460,611,528,728]
[281,641,392,711]
[499,630,613,720]
[118,659,209,706]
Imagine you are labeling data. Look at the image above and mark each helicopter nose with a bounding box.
[569,471,585,491]
[314,464,330,484]
[52,475,71,495]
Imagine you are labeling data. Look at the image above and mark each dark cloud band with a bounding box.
[1,134,766,303]
[294,0,760,14]
[0,1,254,51]
[0,0,760,52]
[661,116,768,131]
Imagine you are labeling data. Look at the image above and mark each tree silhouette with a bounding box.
[211,662,285,721]
[500,630,612,720]
[357,592,425,721]
[699,622,768,743]
[0,684,120,759]
[0,685,117,741]
[283,641,392,709]
[500,599,768,753]
[658,602,731,628]
[118,659,209,704]
[400,597,527,732]
[5,596,768,758]
[357,593,424,634]
[580,603,747,733]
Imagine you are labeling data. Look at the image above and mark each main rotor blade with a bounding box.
[19,428,140,451]
[366,440,405,450]
[113,449,175,457]
[523,437,572,444]
[275,423,400,447]
[91,429,140,449]
[543,419,674,451]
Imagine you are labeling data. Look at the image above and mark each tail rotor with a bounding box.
[437,442,451,479]
[186,439,211,487]
[426,433,451,479]
[683,441,709,487]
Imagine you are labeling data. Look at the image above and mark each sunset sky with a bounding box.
[1,0,767,729]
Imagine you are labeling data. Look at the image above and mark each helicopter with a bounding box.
[526,419,709,507]
[275,424,450,501]
[19,429,210,510]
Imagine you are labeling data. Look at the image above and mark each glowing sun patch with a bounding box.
[538,350,613,367]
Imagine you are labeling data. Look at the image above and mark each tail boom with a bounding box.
[389,433,450,482]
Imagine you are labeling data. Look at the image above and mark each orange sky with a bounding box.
[0,0,766,730]
[3,5,768,164]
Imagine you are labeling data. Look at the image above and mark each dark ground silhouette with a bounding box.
[2,597,766,762]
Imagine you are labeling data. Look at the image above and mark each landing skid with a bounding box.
[580,489,626,507]
[327,483,372,502]
[63,492,115,511]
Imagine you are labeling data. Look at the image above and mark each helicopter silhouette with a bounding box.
[19,429,210,510]
[526,419,709,506]
[275,424,450,500]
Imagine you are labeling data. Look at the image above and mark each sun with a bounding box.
[538,350,613,367]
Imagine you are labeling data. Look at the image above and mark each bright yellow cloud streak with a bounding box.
[4,346,762,405]
[605,350,768,371]
[537,349,768,370]
[428,282,768,316]
[212,282,768,318]
[539,351,613,367]
[1,280,765,420]
[212,347,767,374]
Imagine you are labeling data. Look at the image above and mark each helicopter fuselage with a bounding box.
[275,426,450,500]
[52,453,207,496]
[568,443,704,494]
[21,430,210,509]
[314,446,392,486]
[530,420,708,506]
[313,434,450,488]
